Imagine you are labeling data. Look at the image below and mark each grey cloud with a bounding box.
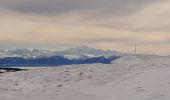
[0,42,74,50]
[140,40,170,45]
[75,38,137,45]
[0,0,159,16]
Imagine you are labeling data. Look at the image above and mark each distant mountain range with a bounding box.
[0,56,119,67]
[0,46,122,67]
[0,46,122,59]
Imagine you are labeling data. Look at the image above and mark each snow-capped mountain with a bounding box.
[56,46,122,59]
[0,46,122,67]
[0,48,52,58]
[0,46,122,59]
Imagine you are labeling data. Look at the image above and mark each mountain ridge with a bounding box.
[0,55,119,67]
[0,46,122,59]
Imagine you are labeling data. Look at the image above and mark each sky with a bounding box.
[0,0,170,55]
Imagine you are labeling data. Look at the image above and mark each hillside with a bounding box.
[0,55,170,100]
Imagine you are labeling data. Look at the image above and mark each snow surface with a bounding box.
[1,55,170,100]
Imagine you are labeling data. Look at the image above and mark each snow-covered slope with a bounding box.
[112,54,170,65]
[1,54,170,100]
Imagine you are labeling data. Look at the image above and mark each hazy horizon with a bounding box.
[0,0,170,55]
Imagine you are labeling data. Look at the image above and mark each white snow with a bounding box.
[63,55,81,59]
[0,54,170,100]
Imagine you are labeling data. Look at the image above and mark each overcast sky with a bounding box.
[0,0,170,55]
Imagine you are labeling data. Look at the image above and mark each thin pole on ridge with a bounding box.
[135,43,137,55]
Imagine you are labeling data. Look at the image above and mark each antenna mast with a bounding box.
[135,43,137,55]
